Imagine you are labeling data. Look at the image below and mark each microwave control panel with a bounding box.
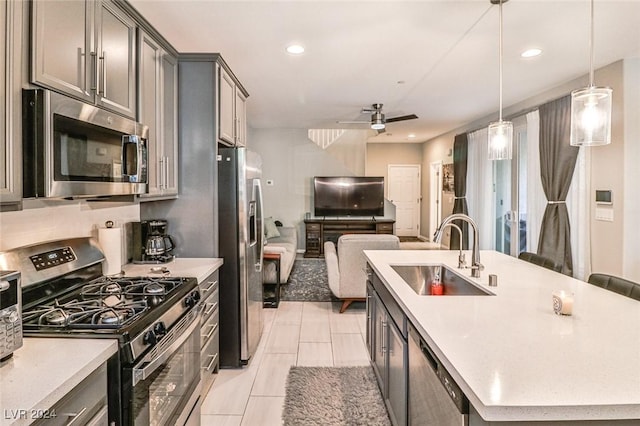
[29,247,76,271]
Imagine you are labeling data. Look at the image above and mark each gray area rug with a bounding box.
[283,366,391,426]
[281,258,339,302]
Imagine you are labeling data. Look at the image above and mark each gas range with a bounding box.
[0,237,202,425]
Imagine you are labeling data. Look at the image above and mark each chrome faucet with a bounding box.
[437,223,466,269]
[433,213,484,278]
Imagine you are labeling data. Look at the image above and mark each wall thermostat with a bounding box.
[595,190,612,205]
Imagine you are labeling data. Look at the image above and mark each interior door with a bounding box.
[429,161,443,240]
[388,164,421,237]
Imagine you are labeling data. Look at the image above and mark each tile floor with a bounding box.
[200,301,369,425]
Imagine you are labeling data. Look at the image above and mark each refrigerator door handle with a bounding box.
[254,179,264,271]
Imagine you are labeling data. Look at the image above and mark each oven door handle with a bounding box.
[132,312,199,386]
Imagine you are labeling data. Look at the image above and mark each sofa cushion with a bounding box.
[263,226,297,283]
[264,217,281,239]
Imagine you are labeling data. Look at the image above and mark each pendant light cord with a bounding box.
[498,0,504,122]
[589,0,594,87]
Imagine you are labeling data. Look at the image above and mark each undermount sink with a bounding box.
[391,264,494,296]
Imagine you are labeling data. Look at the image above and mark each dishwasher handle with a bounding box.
[420,338,438,371]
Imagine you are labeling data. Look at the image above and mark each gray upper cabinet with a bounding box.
[0,0,23,208]
[235,89,247,147]
[138,29,178,199]
[219,68,235,145]
[31,0,136,119]
[218,66,249,147]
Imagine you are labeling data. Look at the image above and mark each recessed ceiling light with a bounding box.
[286,44,305,55]
[521,48,542,58]
[408,134,416,138]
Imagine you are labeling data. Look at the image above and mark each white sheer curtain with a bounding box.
[566,147,591,280]
[525,110,546,253]
[466,127,494,250]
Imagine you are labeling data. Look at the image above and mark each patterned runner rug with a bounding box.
[280,258,338,302]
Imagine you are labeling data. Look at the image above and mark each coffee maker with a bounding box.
[131,220,176,263]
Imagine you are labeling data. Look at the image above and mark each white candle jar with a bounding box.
[552,291,574,316]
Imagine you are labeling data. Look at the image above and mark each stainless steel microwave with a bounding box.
[22,89,148,199]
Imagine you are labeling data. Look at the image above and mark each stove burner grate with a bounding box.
[22,298,148,329]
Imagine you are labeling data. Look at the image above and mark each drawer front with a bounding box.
[200,288,219,326]
[377,223,394,233]
[200,306,219,350]
[201,325,220,374]
[199,273,219,300]
[33,363,107,426]
[306,223,321,231]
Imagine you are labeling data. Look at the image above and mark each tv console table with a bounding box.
[303,218,395,258]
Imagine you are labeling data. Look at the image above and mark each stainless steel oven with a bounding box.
[0,238,202,425]
[127,308,201,426]
[22,88,148,199]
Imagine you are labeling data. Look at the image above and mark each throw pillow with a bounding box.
[264,217,281,239]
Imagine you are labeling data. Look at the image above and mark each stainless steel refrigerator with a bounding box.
[218,147,264,367]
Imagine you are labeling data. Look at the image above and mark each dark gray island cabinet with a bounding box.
[365,249,640,426]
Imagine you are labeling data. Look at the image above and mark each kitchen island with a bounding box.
[364,249,640,424]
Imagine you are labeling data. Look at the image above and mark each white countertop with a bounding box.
[364,249,640,422]
[122,257,223,283]
[0,338,117,426]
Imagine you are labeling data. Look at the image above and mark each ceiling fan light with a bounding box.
[371,111,385,130]
[488,120,513,160]
[570,86,612,146]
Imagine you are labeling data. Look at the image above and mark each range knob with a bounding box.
[185,290,201,308]
[0,311,18,324]
[143,330,157,346]
[153,322,167,337]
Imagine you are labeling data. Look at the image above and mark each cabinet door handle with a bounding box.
[164,156,169,189]
[203,280,217,295]
[202,353,218,371]
[381,319,388,354]
[202,322,218,340]
[65,407,88,425]
[158,157,164,189]
[203,302,218,316]
[91,51,98,92]
[99,51,107,97]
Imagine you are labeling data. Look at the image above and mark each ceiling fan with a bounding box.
[337,103,418,132]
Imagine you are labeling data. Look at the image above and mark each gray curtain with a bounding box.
[450,133,469,250]
[537,95,579,275]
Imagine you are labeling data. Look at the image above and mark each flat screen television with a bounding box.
[313,176,385,217]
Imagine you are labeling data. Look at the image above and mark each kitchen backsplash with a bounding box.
[0,201,140,252]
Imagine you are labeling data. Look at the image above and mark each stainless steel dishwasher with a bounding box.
[408,323,469,425]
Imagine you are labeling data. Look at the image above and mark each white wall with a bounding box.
[623,58,640,282]
[0,200,139,257]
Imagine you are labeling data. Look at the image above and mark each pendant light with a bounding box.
[570,0,612,146]
[488,0,513,160]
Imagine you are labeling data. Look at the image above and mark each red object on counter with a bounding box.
[430,281,443,295]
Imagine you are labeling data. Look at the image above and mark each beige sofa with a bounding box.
[263,226,297,284]
[325,234,400,312]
